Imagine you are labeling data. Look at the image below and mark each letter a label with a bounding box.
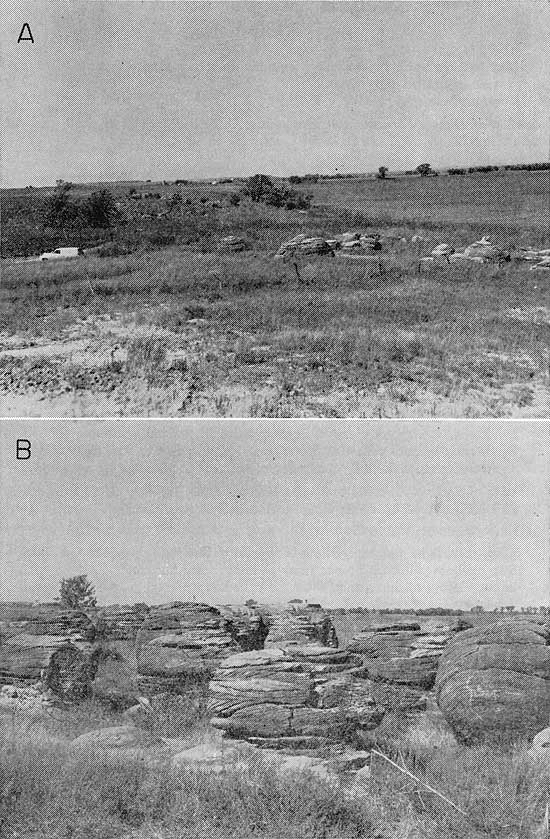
[18,23,34,43]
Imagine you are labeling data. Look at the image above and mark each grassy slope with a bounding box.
[1,171,549,417]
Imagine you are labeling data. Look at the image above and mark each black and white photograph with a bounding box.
[1,1,549,417]
[2,1,550,837]
[1,419,549,837]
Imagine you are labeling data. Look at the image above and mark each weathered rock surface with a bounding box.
[218,236,247,253]
[264,610,338,649]
[274,236,334,259]
[0,635,98,699]
[71,724,160,757]
[171,739,370,785]
[96,604,149,641]
[0,606,96,646]
[435,620,550,744]
[209,646,383,750]
[136,603,238,696]
[0,683,55,714]
[347,620,464,690]
[216,607,269,651]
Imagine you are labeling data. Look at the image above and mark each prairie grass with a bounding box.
[0,720,374,839]
[1,697,548,839]
[1,171,549,416]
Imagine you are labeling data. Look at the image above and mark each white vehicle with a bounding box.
[40,247,82,261]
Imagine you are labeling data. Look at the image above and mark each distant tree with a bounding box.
[416,163,433,177]
[84,189,120,228]
[42,181,79,230]
[242,174,274,202]
[377,166,388,180]
[57,574,97,609]
[288,175,303,185]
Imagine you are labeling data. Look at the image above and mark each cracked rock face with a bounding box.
[435,621,550,745]
[208,645,383,750]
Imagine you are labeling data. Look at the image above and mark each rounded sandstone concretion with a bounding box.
[435,620,550,745]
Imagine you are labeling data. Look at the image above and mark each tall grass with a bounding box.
[1,704,548,839]
[0,725,374,839]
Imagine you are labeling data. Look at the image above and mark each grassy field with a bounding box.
[1,170,549,417]
[1,683,547,839]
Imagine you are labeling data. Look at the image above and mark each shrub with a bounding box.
[125,335,168,380]
[84,190,120,228]
[241,174,275,202]
[240,175,311,210]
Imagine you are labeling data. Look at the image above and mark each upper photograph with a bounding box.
[2,1,549,418]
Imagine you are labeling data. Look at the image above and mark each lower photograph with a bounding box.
[0,419,549,839]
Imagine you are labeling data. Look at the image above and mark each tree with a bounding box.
[42,180,79,230]
[377,166,388,179]
[416,163,433,177]
[84,189,120,228]
[57,574,97,609]
[241,174,274,202]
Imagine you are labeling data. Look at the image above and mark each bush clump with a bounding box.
[241,174,311,210]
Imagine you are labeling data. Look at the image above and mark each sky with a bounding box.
[1,420,548,610]
[2,1,549,187]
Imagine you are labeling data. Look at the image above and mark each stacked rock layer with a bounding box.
[435,620,550,744]
[209,645,384,750]
[0,606,98,700]
[347,620,466,690]
[96,604,150,641]
[136,602,239,696]
[264,609,338,649]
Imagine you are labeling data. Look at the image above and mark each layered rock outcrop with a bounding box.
[264,609,338,649]
[0,637,97,700]
[96,604,149,641]
[435,620,550,744]
[347,620,467,690]
[136,602,239,696]
[0,606,98,699]
[209,646,382,750]
[0,605,96,646]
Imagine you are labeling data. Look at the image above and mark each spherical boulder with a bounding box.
[435,620,550,745]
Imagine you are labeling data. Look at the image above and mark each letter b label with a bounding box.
[16,439,31,459]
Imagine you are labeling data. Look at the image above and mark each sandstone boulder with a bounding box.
[0,635,97,700]
[71,724,160,756]
[435,620,550,744]
[218,236,247,253]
